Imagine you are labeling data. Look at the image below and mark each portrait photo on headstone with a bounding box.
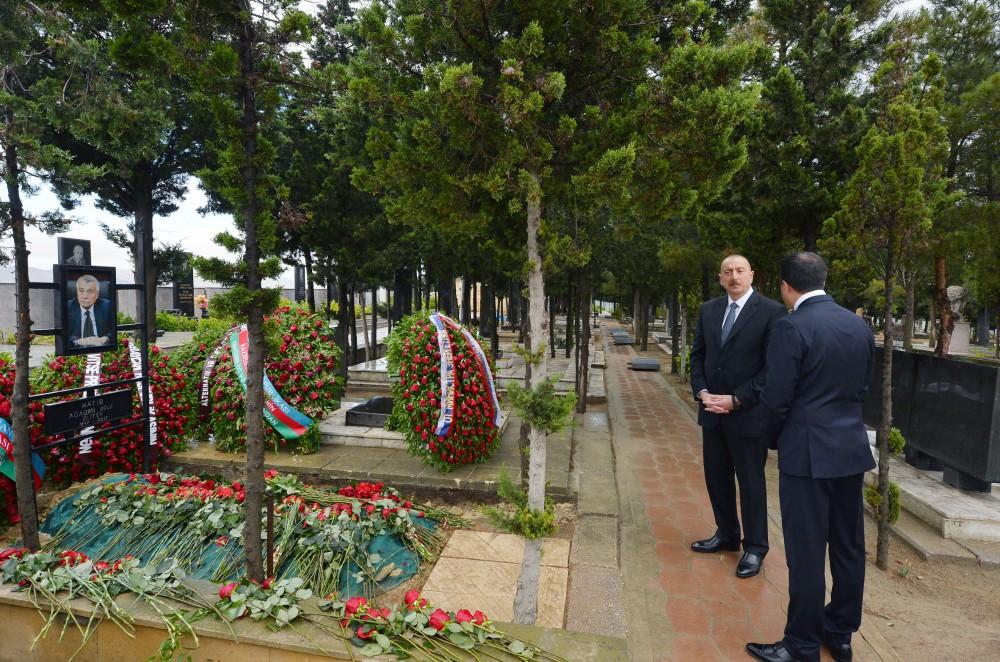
[57,237,92,266]
[55,264,118,356]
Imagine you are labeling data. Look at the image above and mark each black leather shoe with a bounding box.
[736,551,763,578]
[690,535,740,553]
[825,641,852,662]
[745,641,801,662]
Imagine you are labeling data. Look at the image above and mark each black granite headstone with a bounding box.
[172,253,194,316]
[864,347,1000,491]
[294,265,306,303]
[346,396,394,427]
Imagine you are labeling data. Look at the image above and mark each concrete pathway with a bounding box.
[602,322,889,661]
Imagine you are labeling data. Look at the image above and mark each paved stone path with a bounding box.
[603,322,886,661]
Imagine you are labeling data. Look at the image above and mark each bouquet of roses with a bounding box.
[45,472,466,600]
[313,590,568,661]
[47,473,249,575]
[0,547,225,661]
[215,575,312,628]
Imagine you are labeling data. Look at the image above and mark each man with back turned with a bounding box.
[690,254,786,578]
[746,252,876,662]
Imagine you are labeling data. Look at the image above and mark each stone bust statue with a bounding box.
[946,285,969,320]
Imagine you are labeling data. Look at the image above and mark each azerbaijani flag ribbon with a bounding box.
[230,325,313,440]
[0,418,45,489]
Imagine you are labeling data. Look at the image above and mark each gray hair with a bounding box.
[75,274,100,289]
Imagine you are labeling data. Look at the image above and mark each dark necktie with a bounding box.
[83,310,95,338]
[721,302,738,344]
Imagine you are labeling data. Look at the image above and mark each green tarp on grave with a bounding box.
[40,474,426,595]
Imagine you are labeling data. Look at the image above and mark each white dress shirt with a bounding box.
[79,306,99,337]
[722,286,755,330]
[793,289,826,311]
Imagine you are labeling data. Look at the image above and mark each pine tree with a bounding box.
[185,0,310,582]
[922,0,1000,354]
[44,1,201,340]
[1,0,97,549]
[823,39,957,570]
[721,1,894,266]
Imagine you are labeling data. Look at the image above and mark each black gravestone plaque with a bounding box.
[44,389,133,436]
[864,347,1000,490]
[173,253,195,316]
[294,265,306,303]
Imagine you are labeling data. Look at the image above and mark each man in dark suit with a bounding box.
[746,252,876,662]
[67,274,113,348]
[690,254,787,578]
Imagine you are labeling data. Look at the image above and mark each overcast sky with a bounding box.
[2,0,932,286]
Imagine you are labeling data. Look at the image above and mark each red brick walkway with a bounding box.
[604,325,858,661]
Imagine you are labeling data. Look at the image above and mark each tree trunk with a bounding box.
[423,269,430,310]
[934,256,953,357]
[135,185,158,342]
[461,278,471,325]
[548,295,556,359]
[237,17,265,583]
[325,262,333,321]
[4,100,40,550]
[670,291,680,374]
[349,284,358,364]
[679,302,688,382]
[386,290,392,333]
[565,277,573,359]
[413,268,420,313]
[875,245,895,572]
[304,247,315,313]
[336,277,350,379]
[391,268,409,323]
[514,175,548,625]
[507,280,518,328]
[491,293,500,358]
[518,309,531,485]
[358,288,371,362]
[928,295,936,349]
[472,280,478,323]
[641,294,650,351]
[573,278,583,402]
[576,280,590,414]
[479,281,493,339]
[371,287,378,356]
[903,276,915,351]
[632,288,639,332]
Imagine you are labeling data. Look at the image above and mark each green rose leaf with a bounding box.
[448,632,475,649]
[359,643,383,657]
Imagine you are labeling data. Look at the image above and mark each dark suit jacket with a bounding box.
[760,295,877,478]
[67,298,114,346]
[690,290,787,437]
